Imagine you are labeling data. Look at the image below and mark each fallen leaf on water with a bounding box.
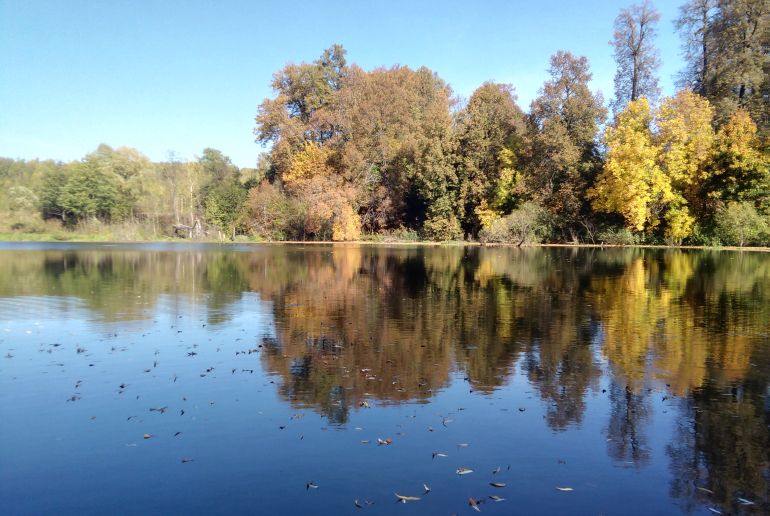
[181,458,194,463]
[456,467,474,475]
[696,487,714,494]
[468,497,482,512]
[306,481,319,490]
[423,483,431,493]
[556,487,574,492]
[737,498,754,506]
[490,482,506,488]
[354,500,363,509]
[707,508,722,515]
[377,438,393,445]
[489,495,505,502]
[143,433,153,439]
[492,466,501,475]
[457,443,469,448]
[394,493,420,503]
[432,452,448,459]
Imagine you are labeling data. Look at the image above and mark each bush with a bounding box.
[597,226,638,246]
[479,202,551,245]
[714,201,768,247]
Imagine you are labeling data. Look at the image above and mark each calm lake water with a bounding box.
[0,243,768,515]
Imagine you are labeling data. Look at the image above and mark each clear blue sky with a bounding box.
[0,0,683,168]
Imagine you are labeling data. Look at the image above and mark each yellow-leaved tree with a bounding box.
[590,98,672,233]
[284,142,361,241]
[655,91,715,243]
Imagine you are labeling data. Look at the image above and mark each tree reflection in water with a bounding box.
[0,243,767,512]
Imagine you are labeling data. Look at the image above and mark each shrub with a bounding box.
[714,201,768,247]
[597,226,638,246]
[479,202,551,245]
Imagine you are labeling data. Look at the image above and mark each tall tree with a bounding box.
[526,51,607,240]
[590,98,672,233]
[455,82,526,236]
[611,0,662,112]
[709,0,769,128]
[254,45,348,175]
[674,0,718,96]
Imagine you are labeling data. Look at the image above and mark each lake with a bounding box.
[0,243,768,515]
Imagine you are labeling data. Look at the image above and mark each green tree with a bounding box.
[58,162,122,222]
[714,201,768,245]
[455,82,526,236]
[526,51,607,240]
[204,181,247,240]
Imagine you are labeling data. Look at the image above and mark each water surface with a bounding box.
[0,243,768,515]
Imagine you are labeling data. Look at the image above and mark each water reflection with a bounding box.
[0,243,768,513]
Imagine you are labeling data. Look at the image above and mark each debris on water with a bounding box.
[489,495,505,502]
[354,499,362,509]
[556,487,574,491]
[423,483,431,493]
[377,438,393,445]
[737,497,754,506]
[707,508,722,514]
[143,433,153,439]
[432,452,447,459]
[492,466,501,474]
[697,487,714,494]
[457,443,469,448]
[490,482,506,488]
[394,493,420,503]
[456,467,474,475]
[306,481,319,490]
[181,458,194,463]
[360,400,370,408]
[149,406,168,414]
[468,497,482,512]
[174,432,182,437]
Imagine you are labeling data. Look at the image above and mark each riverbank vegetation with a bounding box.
[1,0,768,246]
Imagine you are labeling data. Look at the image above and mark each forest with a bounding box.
[1,0,768,246]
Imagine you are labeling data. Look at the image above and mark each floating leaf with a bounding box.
[489,482,506,488]
[489,495,505,502]
[394,493,420,503]
[306,481,319,490]
[423,483,431,493]
[556,487,574,492]
[468,497,482,512]
[143,433,153,439]
[456,467,474,475]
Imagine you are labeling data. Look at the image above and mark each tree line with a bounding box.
[1,0,768,245]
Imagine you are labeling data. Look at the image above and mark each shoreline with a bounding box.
[1,233,768,253]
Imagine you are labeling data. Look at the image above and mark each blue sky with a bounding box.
[0,0,683,168]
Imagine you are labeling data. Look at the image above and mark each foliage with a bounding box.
[591,98,671,232]
[526,51,606,238]
[597,226,639,246]
[479,202,551,245]
[204,181,247,239]
[714,201,768,246]
[3,37,770,246]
